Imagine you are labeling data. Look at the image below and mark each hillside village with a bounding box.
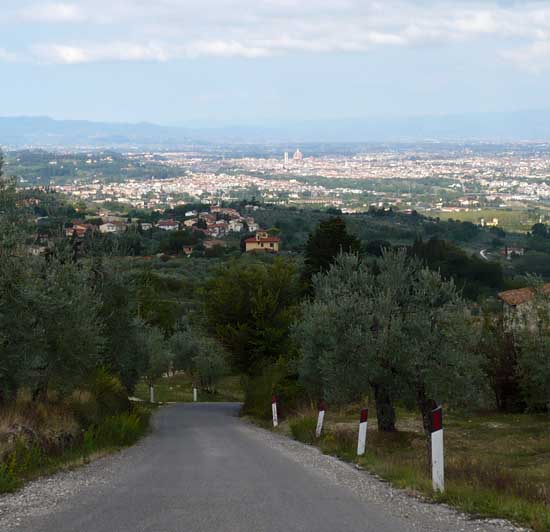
[32,202,279,258]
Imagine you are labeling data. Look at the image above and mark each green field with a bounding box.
[431,209,538,233]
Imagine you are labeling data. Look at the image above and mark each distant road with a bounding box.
[480,248,490,261]
[0,404,517,532]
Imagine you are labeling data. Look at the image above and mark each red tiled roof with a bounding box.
[158,219,178,226]
[245,236,281,244]
[498,283,550,306]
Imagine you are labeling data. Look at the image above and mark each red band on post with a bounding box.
[360,408,368,423]
[318,401,326,412]
[272,395,277,404]
[430,406,443,433]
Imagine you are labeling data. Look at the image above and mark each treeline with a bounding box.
[196,218,550,442]
[0,170,226,406]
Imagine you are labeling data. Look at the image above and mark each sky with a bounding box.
[2,0,550,125]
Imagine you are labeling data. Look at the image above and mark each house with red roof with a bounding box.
[157,219,180,231]
[245,231,280,254]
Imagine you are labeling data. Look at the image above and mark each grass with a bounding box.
[430,208,540,233]
[0,405,153,495]
[134,373,244,403]
[277,406,550,531]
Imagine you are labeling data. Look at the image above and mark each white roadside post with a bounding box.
[430,406,444,492]
[149,384,155,403]
[272,395,278,428]
[357,407,368,456]
[193,387,198,402]
[315,401,326,438]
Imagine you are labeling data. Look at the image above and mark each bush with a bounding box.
[242,362,306,420]
[242,371,278,420]
[0,440,43,493]
[0,406,151,494]
[290,416,317,444]
[85,410,149,449]
[86,369,130,420]
[0,462,19,493]
[68,390,100,427]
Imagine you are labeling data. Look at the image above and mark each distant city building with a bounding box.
[284,152,289,165]
[293,149,303,161]
[99,222,118,234]
[157,219,180,231]
[228,220,244,232]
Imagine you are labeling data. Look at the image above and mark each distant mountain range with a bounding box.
[2,111,550,150]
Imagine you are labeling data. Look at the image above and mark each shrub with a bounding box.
[0,463,19,493]
[242,362,307,420]
[86,369,130,420]
[68,389,100,427]
[84,408,151,450]
[290,416,317,444]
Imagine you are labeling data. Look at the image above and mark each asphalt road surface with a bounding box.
[0,403,521,532]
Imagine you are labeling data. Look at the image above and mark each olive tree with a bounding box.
[295,251,481,438]
[192,337,228,393]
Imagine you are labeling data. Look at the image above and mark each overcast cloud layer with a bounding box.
[1,0,550,71]
[2,1,550,125]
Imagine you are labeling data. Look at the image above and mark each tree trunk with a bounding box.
[416,383,437,462]
[373,384,396,432]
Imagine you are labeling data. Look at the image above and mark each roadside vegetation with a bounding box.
[233,219,550,531]
[3,149,550,530]
[0,157,232,491]
[0,372,152,494]
[280,406,550,531]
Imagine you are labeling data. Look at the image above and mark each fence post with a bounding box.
[193,387,198,402]
[150,384,155,403]
[272,395,278,427]
[430,406,444,492]
[357,407,368,456]
[315,401,326,438]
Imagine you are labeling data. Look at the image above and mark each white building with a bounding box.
[100,222,118,234]
[229,220,244,232]
[157,219,180,231]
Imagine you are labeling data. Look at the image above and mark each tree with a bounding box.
[295,251,481,438]
[477,313,524,412]
[140,325,173,387]
[192,337,228,393]
[91,259,149,392]
[170,320,201,373]
[204,257,301,375]
[302,217,360,285]
[516,280,550,413]
[410,237,503,300]
[531,223,548,239]
[0,253,105,400]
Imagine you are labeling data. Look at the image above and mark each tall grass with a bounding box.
[0,407,151,495]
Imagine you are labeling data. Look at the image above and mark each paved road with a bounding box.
[0,404,520,532]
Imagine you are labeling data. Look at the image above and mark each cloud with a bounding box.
[0,48,17,62]
[32,43,170,64]
[19,2,86,23]
[501,40,550,73]
[5,0,550,69]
